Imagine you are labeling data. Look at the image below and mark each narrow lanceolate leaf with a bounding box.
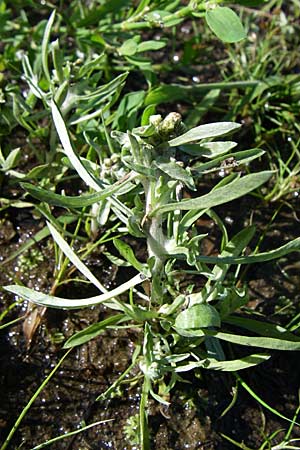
[63,314,125,348]
[150,171,273,216]
[168,122,241,147]
[51,100,101,192]
[21,173,135,209]
[205,7,246,43]
[47,222,107,293]
[175,353,270,372]
[193,237,300,265]
[4,273,146,309]
[175,328,300,351]
[42,10,56,83]
[113,239,150,276]
[224,316,300,341]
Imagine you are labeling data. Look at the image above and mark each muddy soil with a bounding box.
[1,194,300,450]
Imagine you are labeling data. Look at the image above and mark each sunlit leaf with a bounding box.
[151,171,273,216]
[5,274,146,309]
[205,7,246,43]
[168,122,241,146]
[175,304,221,329]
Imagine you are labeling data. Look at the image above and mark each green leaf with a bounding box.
[168,122,241,147]
[175,304,221,329]
[48,222,107,293]
[192,236,300,265]
[137,40,166,52]
[4,273,146,309]
[180,141,237,157]
[113,239,150,276]
[42,10,56,83]
[144,81,259,106]
[151,171,273,216]
[64,314,125,348]
[175,328,300,351]
[225,316,300,342]
[193,148,266,175]
[21,173,135,209]
[205,7,246,43]
[154,159,195,190]
[176,353,270,372]
[51,100,101,192]
[119,38,139,56]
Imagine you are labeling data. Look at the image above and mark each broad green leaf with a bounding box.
[4,273,146,309]
[0,147,21,171]
[113,238,150,276]
[150,171,273,216]
[64,314,125,348]
[168,122,241,147]
[21,173,135,209]
[175,304,221,329]
[48,222,107,293]
[119,38,139,56]
[180,141,237,157]
[205,7,246,43]
[154,160,195,190]
[137,40,166,52]
[175,353,270,372]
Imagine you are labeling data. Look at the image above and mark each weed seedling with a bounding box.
[5,106,300,448]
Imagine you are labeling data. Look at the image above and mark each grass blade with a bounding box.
[0,349,72,450]
[47,222,107,293]
[30,419,113,449]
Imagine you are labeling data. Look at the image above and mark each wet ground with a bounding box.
[1,194,300,449]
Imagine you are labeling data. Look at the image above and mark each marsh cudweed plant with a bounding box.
[5,107,300,449]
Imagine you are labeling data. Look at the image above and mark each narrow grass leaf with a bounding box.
[0,349,72,450]
[31,419,113,449]
[47,222,107,293]
[236,373,300,428]
[4,274,146,309]
[168,122,241,146]
[63,314,125,348]
[1,215,76,266]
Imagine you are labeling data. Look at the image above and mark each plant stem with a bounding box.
[140,375,151,450]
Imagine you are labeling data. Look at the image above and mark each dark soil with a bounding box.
[1,195,300,450]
